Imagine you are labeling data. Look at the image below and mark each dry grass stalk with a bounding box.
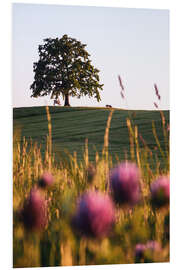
[134,126,141,169]
[103,109,114,155]
[45,106,52,170]
[159,110,169,167]
[126,118,135,161]
[152,120,165,161]
[84,138,89,167]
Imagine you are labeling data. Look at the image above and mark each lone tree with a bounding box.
[30,35,103,106]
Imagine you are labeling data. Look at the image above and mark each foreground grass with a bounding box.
[13,106,169,267]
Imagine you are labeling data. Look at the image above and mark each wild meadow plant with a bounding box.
[13,85,169,267]
[72,191,115,238]
[20,188,48,232]
[150,176,170,209]
[135,240,162,263]
[110,162,141,206]
[38,172,54,189]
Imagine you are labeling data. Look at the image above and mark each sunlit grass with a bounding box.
[13,106,169,267]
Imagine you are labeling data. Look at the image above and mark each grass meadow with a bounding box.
[13,106,169,267]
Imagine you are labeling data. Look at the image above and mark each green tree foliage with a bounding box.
[30,35,104,106]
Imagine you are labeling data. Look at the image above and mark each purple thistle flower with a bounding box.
[135,241,161,262]
[72,191,115,238]
[146,241,161,252]
[110,162,141,206]
[38,172,54,188]
[135,243,146,260]
[150,176,170,208]
[21,188,48,231]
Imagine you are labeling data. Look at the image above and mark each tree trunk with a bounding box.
[64,93,70,106]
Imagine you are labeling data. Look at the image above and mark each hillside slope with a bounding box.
[13,106,169,166]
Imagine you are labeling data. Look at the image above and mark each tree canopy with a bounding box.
[30,35,104,106]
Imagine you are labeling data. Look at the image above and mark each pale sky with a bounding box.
[12,3,169,110]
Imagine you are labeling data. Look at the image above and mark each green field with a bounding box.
[13,106,170,267]
[13,106,169,167]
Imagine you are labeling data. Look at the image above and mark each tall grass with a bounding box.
[13,105,169,267]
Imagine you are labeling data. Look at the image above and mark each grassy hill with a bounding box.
[13,106,169,168]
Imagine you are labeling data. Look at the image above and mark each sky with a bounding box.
[12,3,169,110]
[2,1,180,269]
